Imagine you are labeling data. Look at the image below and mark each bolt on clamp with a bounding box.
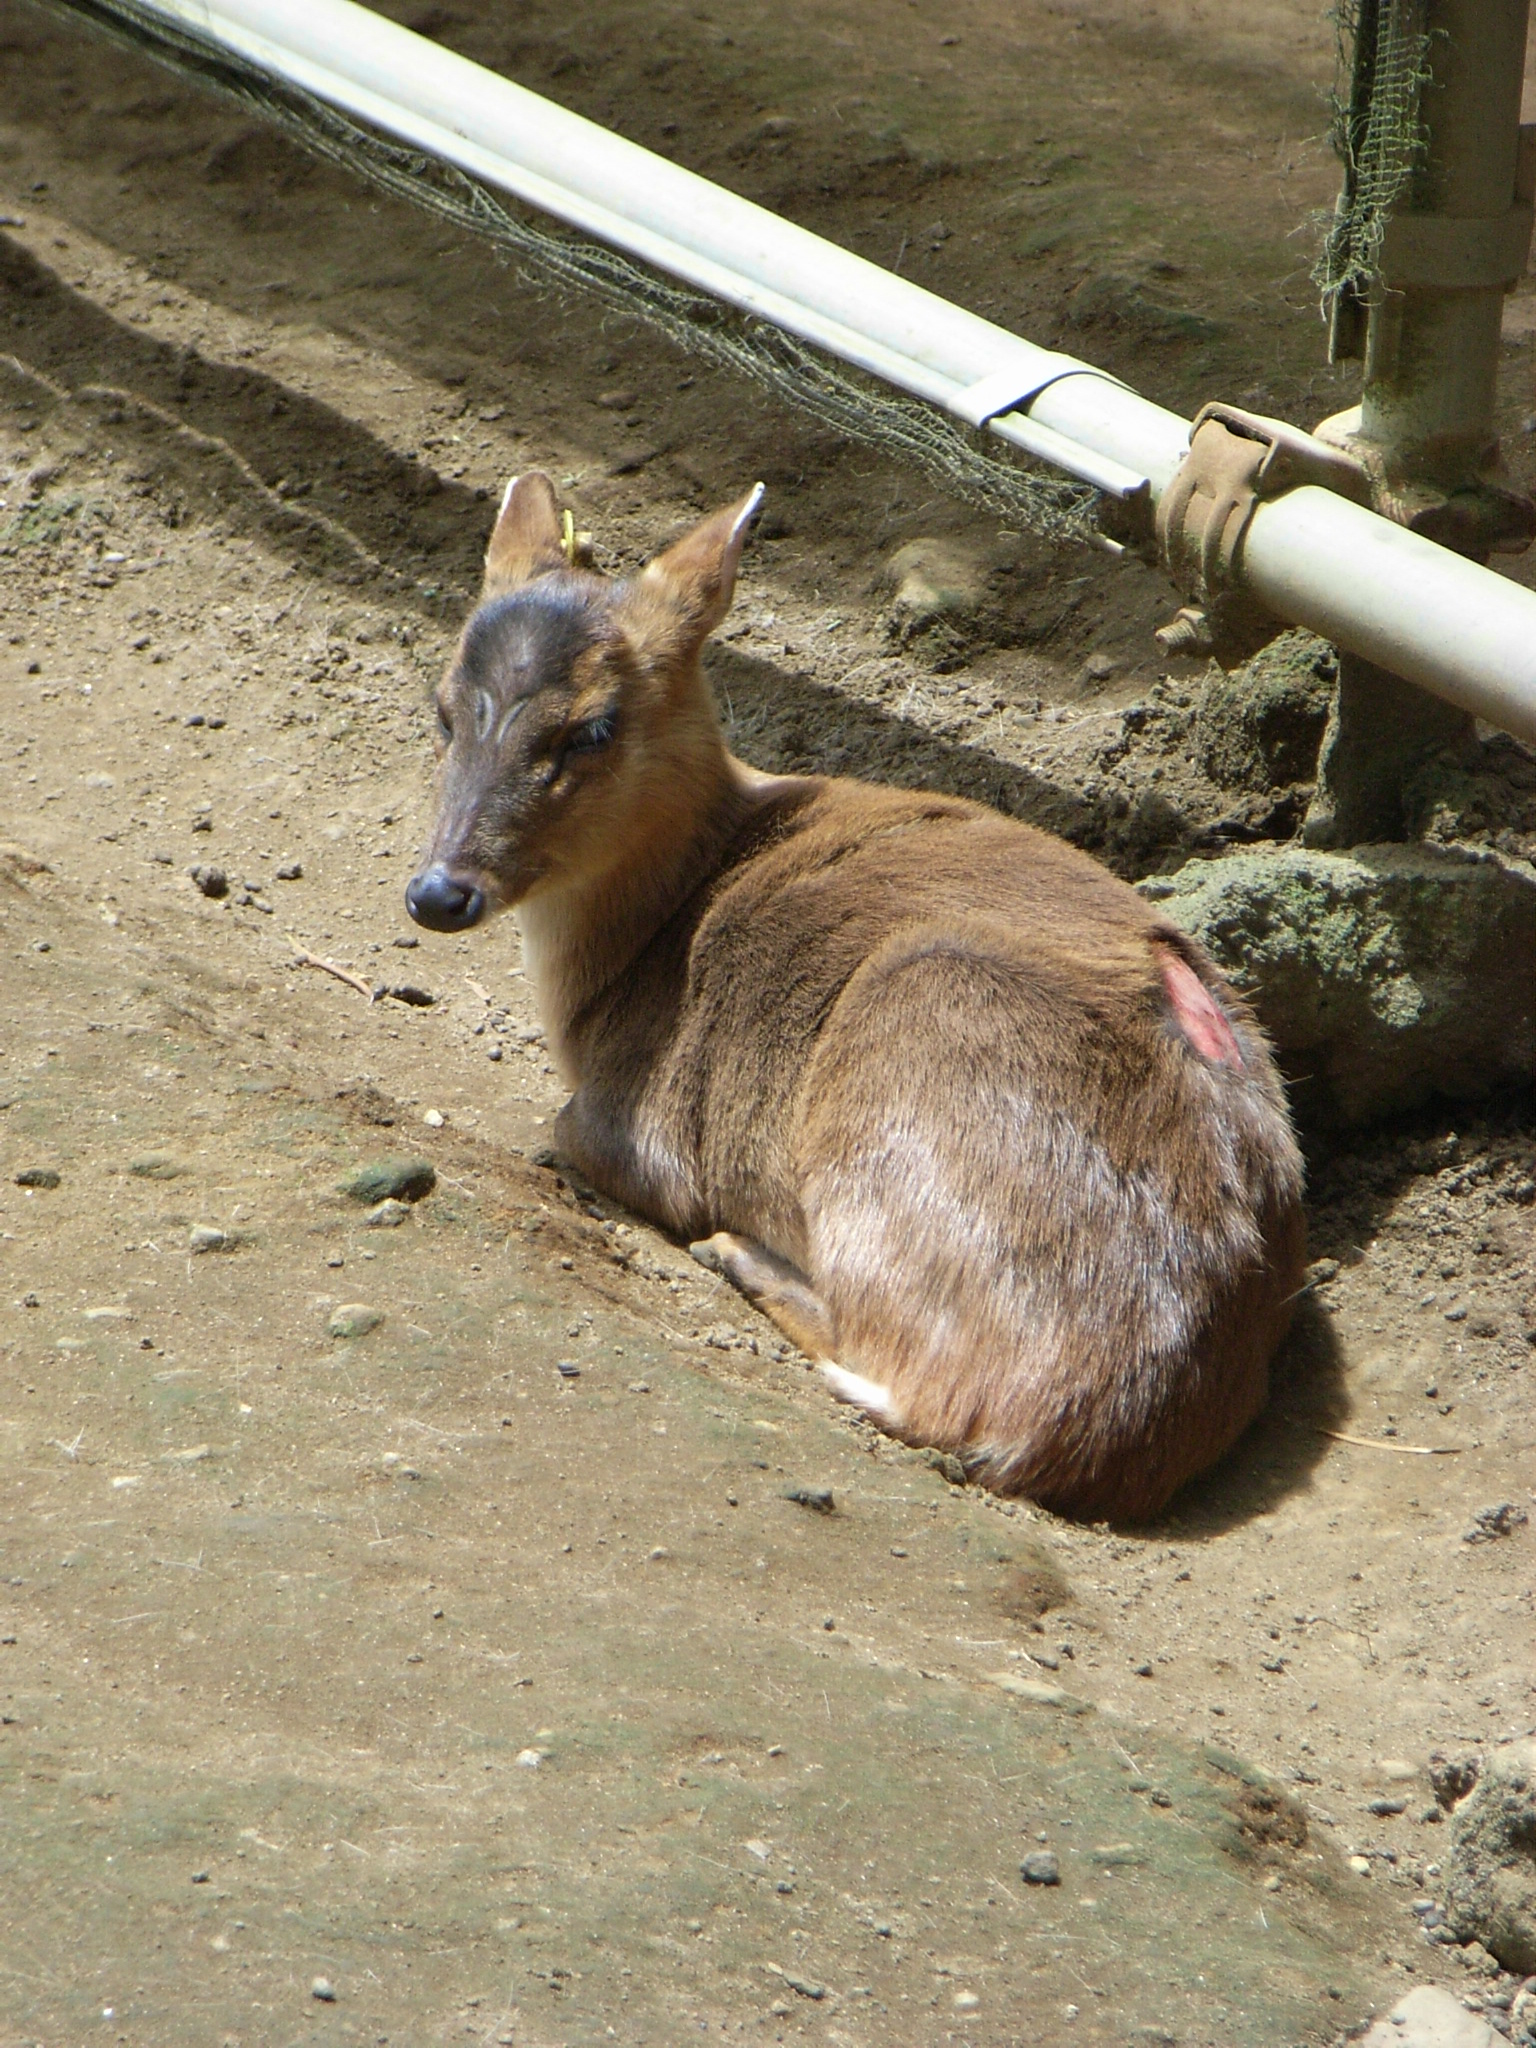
[1154,402,1372,666]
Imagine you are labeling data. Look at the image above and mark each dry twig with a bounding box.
[287,939,378,1002]
[1318,1428,1462,1456]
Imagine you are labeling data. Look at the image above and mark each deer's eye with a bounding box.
[435,702,453,743]
[565,712,617,756]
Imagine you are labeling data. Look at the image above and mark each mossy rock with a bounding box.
[1143,842,1536,1124]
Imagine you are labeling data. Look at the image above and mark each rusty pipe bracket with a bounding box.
[1153,402,1372,665]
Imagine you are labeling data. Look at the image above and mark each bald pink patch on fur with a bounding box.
[1158,947,1243,1070]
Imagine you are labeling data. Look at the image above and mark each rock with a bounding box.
[882,537,988,668]
[988,1672,1090,1715]
[129,1153,185,1179]
[310,1977,336,2003]
[328,1303,383,1340]
[1020,1850,1061,1886]
[189,863,228,899]
[188,1225,231,1253]
[274,861,303,880]
[1444,1738,1536,1971]
[364,1199,411,1229]
[1463,1502,1529,1544]
[1075,650,1122,693]
[13,1168,59,1189]
[422,1109,445,1128]
[781,1485,835,1513]
[1359,1989,1500,2048]
[337,1157,436,1205]
[1195,630,1333,794]
[1142,843,1536,1124]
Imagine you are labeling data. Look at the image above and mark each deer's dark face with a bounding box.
[405,576,653,930]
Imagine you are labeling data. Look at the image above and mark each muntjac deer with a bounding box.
[406,474,1306,1520]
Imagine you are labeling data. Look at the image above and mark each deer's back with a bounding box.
[562,776,1280,1243]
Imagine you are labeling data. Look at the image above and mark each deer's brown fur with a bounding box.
[408,475,1306,1521]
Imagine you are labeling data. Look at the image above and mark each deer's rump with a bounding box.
[576,780,1306,1518]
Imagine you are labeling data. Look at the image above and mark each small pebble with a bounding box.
[1020,1851,1060,1886]
[422,1109,445,1128]
[274,861,303,881]
[310,1977,336,2002]
[190,1869,210,1884]
[486,1043,503,1061]
[188,1224,230,1254]
[515,1747,545,1768]
[14,1168,60,1189]
[953,1990,980,2010]
[1367,1797,1407,1816]
[31,938,50,951]
[364,1199,411,1229]
[557,1360,581,1378]
[1347,1854,1372,1875]
[189,863,228,899]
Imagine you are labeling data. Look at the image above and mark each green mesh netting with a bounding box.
[1316,0,1433,356]
[32,0,1101,545]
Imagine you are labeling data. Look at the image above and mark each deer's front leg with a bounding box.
[553,1088,704,1239]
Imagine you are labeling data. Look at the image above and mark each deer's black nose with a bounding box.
[405,865,486,932]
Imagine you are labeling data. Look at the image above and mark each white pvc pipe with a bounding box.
[1245,488,1536,739]
[129,0,1536,739]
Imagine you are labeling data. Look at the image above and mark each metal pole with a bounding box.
[1306,0,1535,844]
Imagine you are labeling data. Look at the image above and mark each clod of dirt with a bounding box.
[328,1303,383,1340]
[364,1199,411,1229]
[1444,1738,1536,1972]
[13,1167,59,1188]
[189,862,228,899]
[1144,842,1536,1125]
[188,1224,235,1253]
[1020,1851,1060,1885]
[1432,1755,1482,1810]
[995,1546,1071,1621]
[1462,1501,1529,1544]
[385,984,435,1007]
[337,1157,436,1204]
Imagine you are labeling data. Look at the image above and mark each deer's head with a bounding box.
[406,472,762,933]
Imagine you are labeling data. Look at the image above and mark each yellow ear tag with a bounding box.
[560,508,577,566]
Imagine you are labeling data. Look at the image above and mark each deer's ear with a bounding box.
[638,484,764,643]
[483,472,567,595]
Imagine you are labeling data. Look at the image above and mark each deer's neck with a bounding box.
[516,738,759,1081]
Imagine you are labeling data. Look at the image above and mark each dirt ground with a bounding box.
[1,2,1534,2043]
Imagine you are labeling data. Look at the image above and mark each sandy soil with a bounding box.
[0,2,1533,2043]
